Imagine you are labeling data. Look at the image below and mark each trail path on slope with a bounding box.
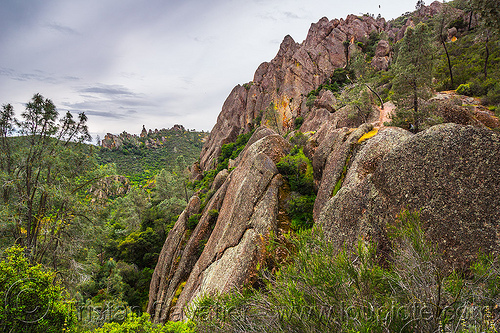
[373,101,395,128]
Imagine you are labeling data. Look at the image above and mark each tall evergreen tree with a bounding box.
[470,0,500,78]
[392,23,434,133]
[0,94,98,263]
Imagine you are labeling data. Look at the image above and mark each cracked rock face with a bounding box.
[148,130,290,322]
[316,124,500,268]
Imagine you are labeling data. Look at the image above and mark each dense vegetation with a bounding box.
[0,94,204,331]
[0,246,76,332]
[276,141,316,231]
[97,129,205,185]
[191,211,500,332]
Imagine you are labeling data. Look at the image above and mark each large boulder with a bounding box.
[371,56,390,71]
[317,124,500,269]
[375,40,390,57]
[371,40,391,71]
[149,130,291,322]
[314,90,337,112]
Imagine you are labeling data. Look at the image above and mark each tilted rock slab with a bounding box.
[317,123,500,268]
[148,130,290,322]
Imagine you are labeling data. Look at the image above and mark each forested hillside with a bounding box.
[0,95,204,332]
[97,126,207,184]
[1,0,500,332]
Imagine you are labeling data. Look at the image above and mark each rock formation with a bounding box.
[199,14,389,171]
[101,125,206,150]
[149,2,500,323]
[148,128,291,322]
[371,39,391,71]
[316,124,500,269]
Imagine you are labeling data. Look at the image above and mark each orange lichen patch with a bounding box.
[358,129,379,143]
[282,114,289,128]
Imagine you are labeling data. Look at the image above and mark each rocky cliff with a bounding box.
[148,127,291,321]
[148,2,500,323]
[198,13,391,171]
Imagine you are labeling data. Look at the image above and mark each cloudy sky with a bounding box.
[1,0,418,140]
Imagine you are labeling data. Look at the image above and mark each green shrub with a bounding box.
[191,212,500,333]
[276,146,316,231]
[93,312,195,332]
[117,227,163,268]
[252,110,263,128]
[456,83,472,96]
[447,16,467,30]
[306,68,352,100]
[483,82,500,105]
[306,95,316,108]
[289,195,315,230]
[288,131,308,148]
[218,143,235,165]
[294,116,304,130]
[187,214,202,230]
[0,246,77,333]
[276,146,314,196]
[215,130,255,175]
[208,209,219,219]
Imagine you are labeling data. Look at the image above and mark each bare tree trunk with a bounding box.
[364,83,384,109]
[441,40,454,88]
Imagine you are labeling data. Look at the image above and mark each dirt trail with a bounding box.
[372,101,395,128]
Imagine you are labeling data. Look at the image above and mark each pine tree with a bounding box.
[0,94,98,263]
[391,23,434,133]
[470,0,500,78]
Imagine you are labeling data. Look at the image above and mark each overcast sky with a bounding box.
[1,0,419,140]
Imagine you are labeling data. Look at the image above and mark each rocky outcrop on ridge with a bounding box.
[101,124,206,150]
[197,1,481,172]
[148,128,291,322]
[199,14,390,170]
